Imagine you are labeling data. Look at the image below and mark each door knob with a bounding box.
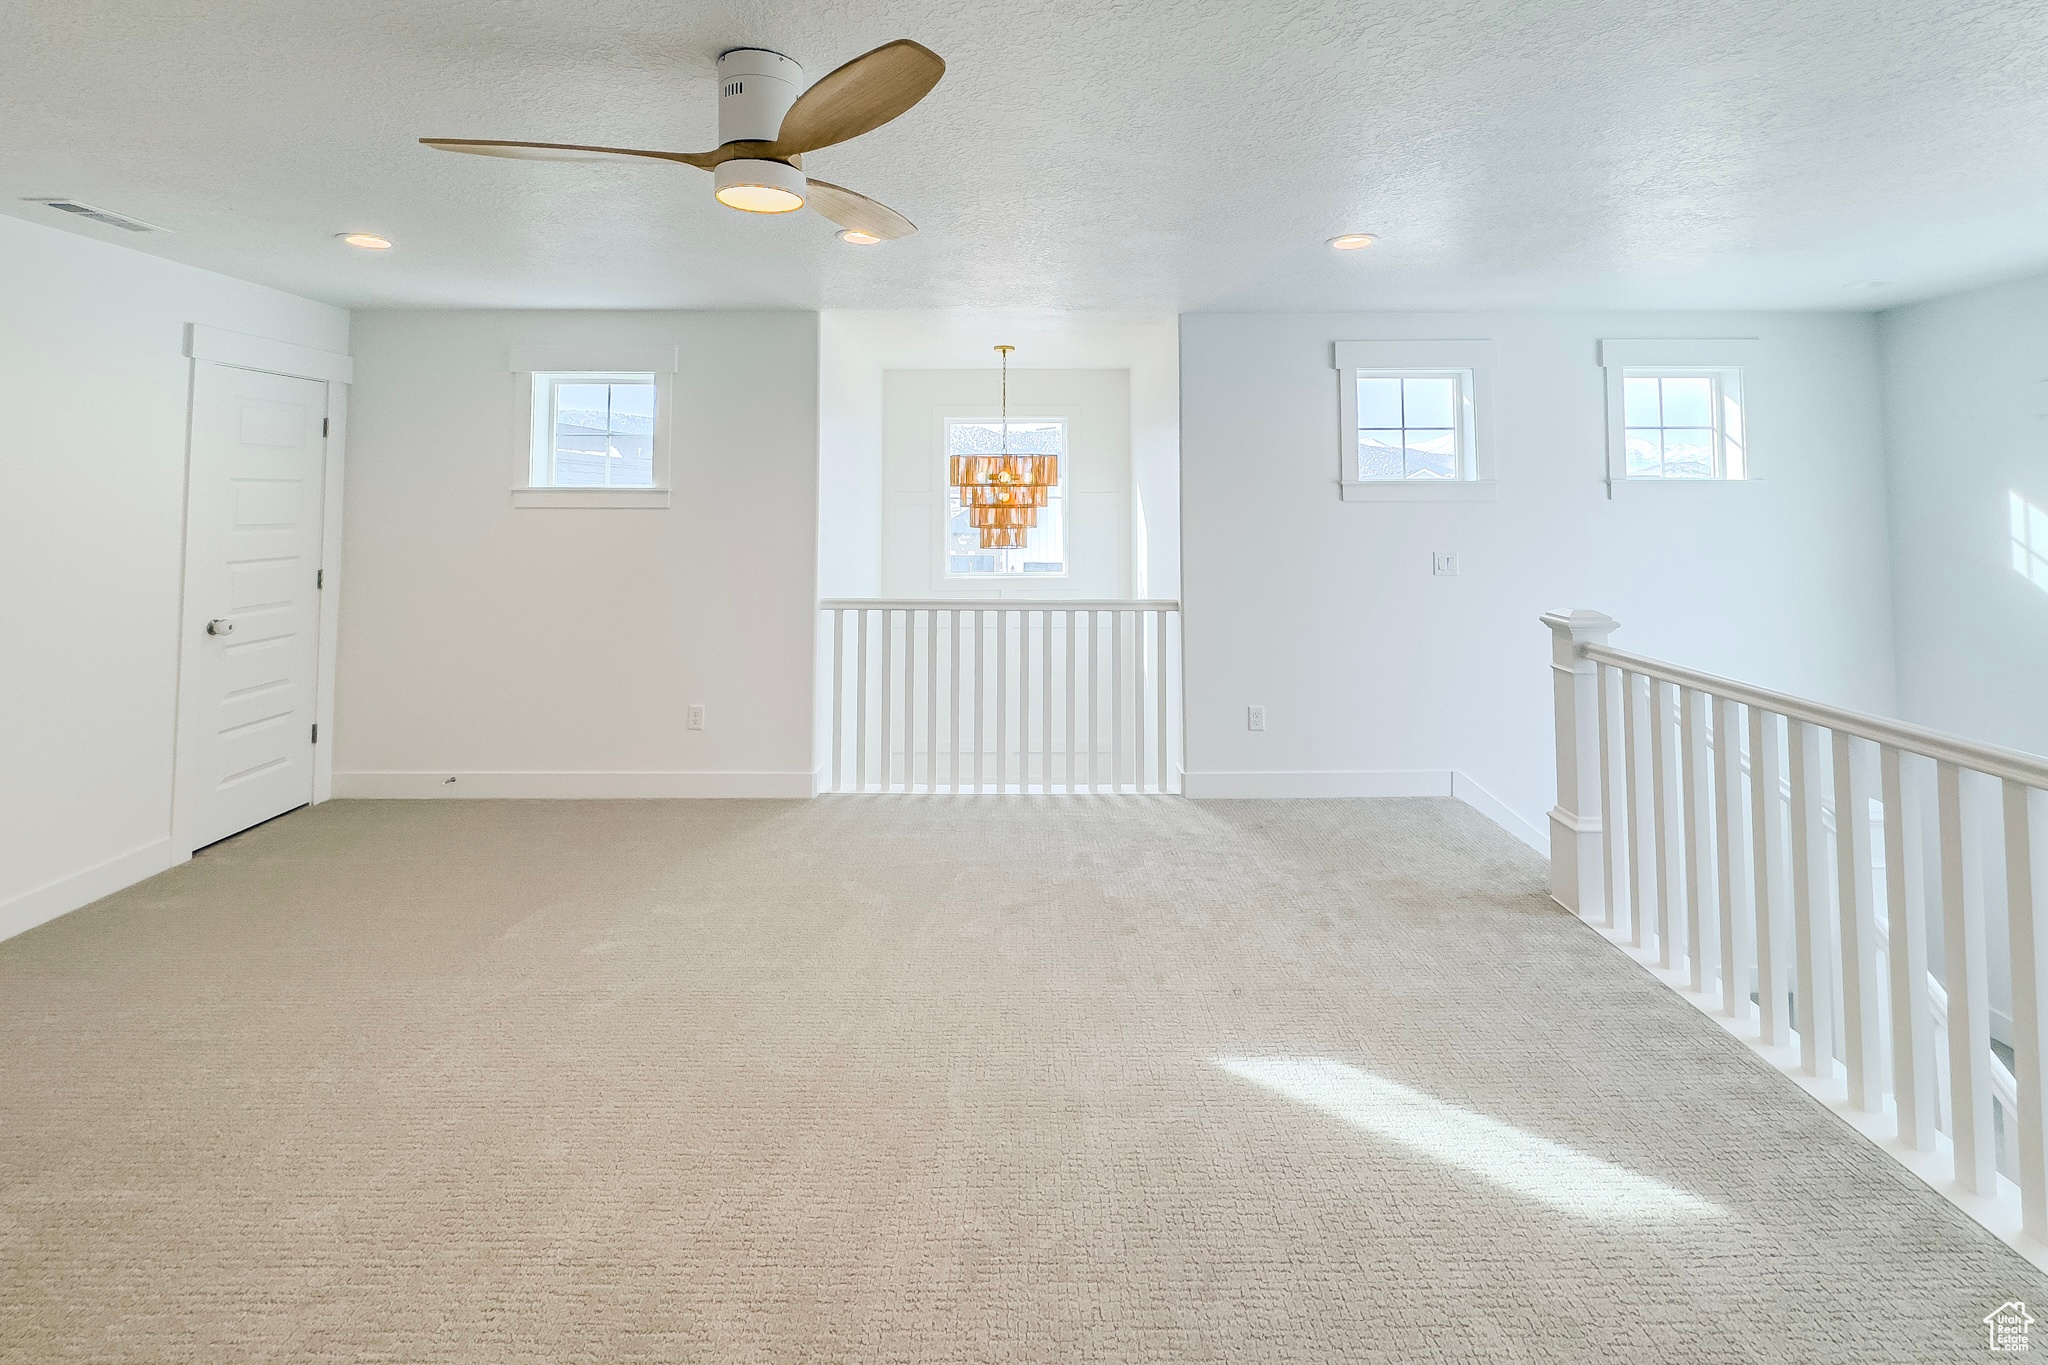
[206,618,234,637]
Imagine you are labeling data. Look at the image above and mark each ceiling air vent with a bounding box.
[21,198,169,233]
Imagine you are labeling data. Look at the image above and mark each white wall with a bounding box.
[335,310,819,797]
[0,214,348,939]
[1879,271,2048,758]
[880,368,1131,599]
[816,311,1179,598]
[817,312,884,599]
[1180,311,1898,846]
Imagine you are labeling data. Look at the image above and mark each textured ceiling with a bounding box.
[6,0,2048,312]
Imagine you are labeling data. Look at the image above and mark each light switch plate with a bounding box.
[1433,552,1459,576]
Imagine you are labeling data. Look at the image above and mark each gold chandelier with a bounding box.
[950,344,1058,550]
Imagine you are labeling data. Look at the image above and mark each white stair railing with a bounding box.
[1545,610,2048,1267]
[821,599,1182,794]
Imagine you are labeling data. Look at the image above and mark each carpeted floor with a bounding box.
[2,796,2041,1362]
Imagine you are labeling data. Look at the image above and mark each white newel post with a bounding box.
[1542,609,1622,919]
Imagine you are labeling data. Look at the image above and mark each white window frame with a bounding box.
[1598,339,1757,498]
[940,413,1070,580]
[1334,340,1497,501]
[508,344,677,508]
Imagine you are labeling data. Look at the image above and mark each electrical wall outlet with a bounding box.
[1432,551,1460,576]
[1247,705,1266,732]
[687,704,706,731]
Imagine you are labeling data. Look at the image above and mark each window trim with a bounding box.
[1334,340,1497,501]
[1598,339,1757,498]
[508,345,677,509]
[939,412,1071,581]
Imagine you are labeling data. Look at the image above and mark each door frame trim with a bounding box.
[173,328,351,854]
[188,324,354,384]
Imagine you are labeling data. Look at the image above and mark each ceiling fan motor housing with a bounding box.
[716,48,803,146]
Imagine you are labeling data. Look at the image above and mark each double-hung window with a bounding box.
[1334,340,1496,500]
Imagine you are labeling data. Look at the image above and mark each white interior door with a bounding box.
[175,362,327,851]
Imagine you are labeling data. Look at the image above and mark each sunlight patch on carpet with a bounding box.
[1215,1055,1723,1220]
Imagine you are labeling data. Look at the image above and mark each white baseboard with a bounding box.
[1182,770,1453,799]
[1181,768,1548,855]
[0,837,184,944]
[331,770,817,799]
[1450,773,1550,856]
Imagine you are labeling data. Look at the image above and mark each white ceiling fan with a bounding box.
[422,39,944,242]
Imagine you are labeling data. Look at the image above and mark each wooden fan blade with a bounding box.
[804,179,916,240]
[773,40,944,156]
[420,139,718,169]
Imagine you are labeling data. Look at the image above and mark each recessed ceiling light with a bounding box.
[338,232,393,250]
[1329,233,1378,251]
[838,229,883,245]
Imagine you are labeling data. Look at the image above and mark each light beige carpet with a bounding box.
[2,796,2041,1363]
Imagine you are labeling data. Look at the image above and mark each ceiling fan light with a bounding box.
[714,158,807,214]
[839,229,883,245]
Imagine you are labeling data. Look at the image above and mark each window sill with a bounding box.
[512,488,671,509]
[1605,477,1759,500]
[1341,479,1496,502]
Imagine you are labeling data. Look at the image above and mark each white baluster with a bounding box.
[1938,761,1997,1195]
[1065,610,1077,793]
[1134,610,1148,794]
[1112,610,1126,793]
[996,608,1009,794]
[1087,610,1100,793]
[1882,746,1937,1151]
[1833,732,1882,1111]
[855,608,870,794]
[1682,686,1714,991]
[1598,665,1623,932]
[1750,708,1791,1049]
[1651,680,1682,967]
[879,609,895,793]
[1019,610,1033,792]
[950,609,963,794]
[1715,695,1752,1019]
[1625,671,1652,949]
[1882,749,1937,1144]
[904,610,917,792]
[830,608,845,794]
[972,609,986,793]
[2006,779,2048,1238]
[1042,610,1054,793]
[926,610,938,793]
[1788,720,1833,1080]
[1158,611,1172,793]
